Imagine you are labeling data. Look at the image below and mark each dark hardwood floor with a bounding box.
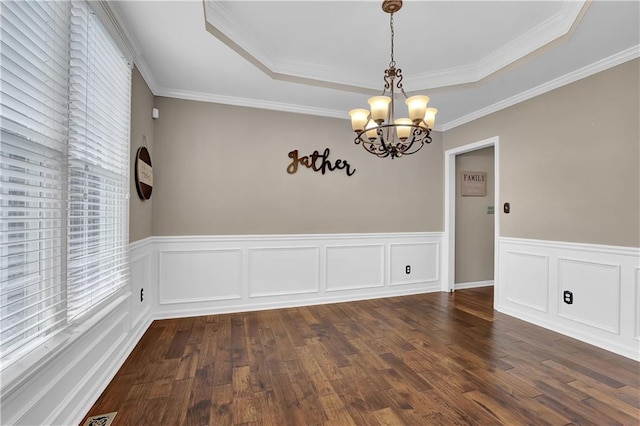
[82,287,640,425]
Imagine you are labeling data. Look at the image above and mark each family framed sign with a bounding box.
[461,171,487,196]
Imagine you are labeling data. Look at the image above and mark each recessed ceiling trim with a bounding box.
[204,1,278,74]
[440,46,640,132]
[267,58,380,92]
[205,0,588,92]
[203,1,377,93]
[405,1,588,89]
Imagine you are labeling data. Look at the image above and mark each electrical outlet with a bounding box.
[563,290,573,304]
[140,288,144,302]
[405,265,411,274]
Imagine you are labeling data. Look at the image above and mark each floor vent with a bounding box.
[83,412,117,426]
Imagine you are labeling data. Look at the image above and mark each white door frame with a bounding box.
[443,136,500,304]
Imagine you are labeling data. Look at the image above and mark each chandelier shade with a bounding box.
[349,0,438,159]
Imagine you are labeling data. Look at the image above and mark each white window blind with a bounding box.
[0,0,131,367]
[1,1,70,363]
[66,1,130,321]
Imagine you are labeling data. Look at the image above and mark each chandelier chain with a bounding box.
[389,13,395,68]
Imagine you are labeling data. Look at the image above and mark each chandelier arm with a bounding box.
[377,126,390,152]
[403,139,415,154]
[360,139,390,158]
[402,141,426,156]
[383,70,392,92]
[404,129,432,155]
[395,68,406,97]
[375,149,391,158]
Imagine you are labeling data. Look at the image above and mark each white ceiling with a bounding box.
[113,0,640,130]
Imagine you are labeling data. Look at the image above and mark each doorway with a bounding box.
[455,146,495,288]
[443,136,500,307]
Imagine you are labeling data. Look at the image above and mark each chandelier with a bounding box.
[349,0,437,159]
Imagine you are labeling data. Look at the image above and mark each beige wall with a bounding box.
[150,97,443,235]
[445,59,640,248]
[129,67,155,242]
[132,59,639,246]
[455,147,495,283]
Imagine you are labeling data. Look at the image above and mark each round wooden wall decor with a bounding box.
[135,146,153,200]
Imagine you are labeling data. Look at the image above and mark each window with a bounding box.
[0,0,131,368]
[66,1,131,321]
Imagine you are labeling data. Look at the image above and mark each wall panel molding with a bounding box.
[248,246,320,297]
[557,258,621,334]
[325,244,385,292]
[498,237,640,361]
[130,245,152,326]
[504,251,550,313]
[390,242,440,286]
[159,248,243,304]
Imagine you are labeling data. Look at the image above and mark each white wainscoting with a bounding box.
[151,233,443,318]
[2,238,154,426]
[636,268,640,341]
[498,237,640,361]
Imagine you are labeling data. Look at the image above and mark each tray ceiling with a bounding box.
[114,0,640,130]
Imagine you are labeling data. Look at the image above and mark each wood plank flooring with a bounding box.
[82,287,640,425]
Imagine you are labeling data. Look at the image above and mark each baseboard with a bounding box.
[455,280,494,290]
[62,308,153,426]
[496,304,640,361]
[154,284,443,320]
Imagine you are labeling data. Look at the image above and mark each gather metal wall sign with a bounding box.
[287,148,356,176]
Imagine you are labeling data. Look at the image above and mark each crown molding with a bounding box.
[91,1,141,64]
[132,56,159,95]
[144,46,639,133]
[101,1,159,93]
[154,88,347,120]
[439,45,640,131]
